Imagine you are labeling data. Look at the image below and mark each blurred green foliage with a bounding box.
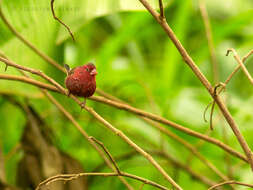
[0,0,253,189]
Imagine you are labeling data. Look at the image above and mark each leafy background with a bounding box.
[0,0,252,189]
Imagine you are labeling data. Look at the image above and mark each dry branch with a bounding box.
[93,150,217,187]
[137,0,253,171]
[208,180,253,190]
[35,172,168,190]
[226,48,253,85]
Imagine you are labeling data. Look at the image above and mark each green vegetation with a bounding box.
[0,0,252,189]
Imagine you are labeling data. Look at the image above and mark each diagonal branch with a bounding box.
[89,136,121,174]
[208,180,253,190]
[158,0,165,19]
[226,48,253,85]
[35,172,168,190]
[137,0,253,171]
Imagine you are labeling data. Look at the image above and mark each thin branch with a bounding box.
[137,0,253,171]
[89,136,121,174]
[208,180,253,190]
[0,56,66,94]
[203,101,212,122]
[209,101,215,130]
[92,150,216,187]
[226,48,253,85]
[142,118,231,182]
[50,0,75,41]
[35,172,168,190]
[0,74,59,92]
[158,0,165,19]
[224,49,253,85]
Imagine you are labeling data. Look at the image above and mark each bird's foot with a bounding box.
[80,99,86,110]
[67,90,71,97]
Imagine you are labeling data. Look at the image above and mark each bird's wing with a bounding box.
[64,64,76,75]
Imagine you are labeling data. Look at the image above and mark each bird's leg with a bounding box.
[80,98,86,109]
[67,89,71,97]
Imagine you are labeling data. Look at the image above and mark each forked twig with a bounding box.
[89,136,121,174]
[50,0,75,41]
[208,180,253,190]
[226,48,253,85]
[158,0,165,19]
[35,172,168,190]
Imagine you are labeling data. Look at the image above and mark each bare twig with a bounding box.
[209,101,215,130]
[226,48,253,85]
[93,150,216,187]
[208,180,253,190]
[0,74,59,92]
[142,118,231,182]
[158,0,165,19]
[0,57,66,94]
[138,0,253,171]
[203,101,212,122]
[50,0,75,41]
[224,50,253,85]
[35,172,168,190]
[89,137,121,174]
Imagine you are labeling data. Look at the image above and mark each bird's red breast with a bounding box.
[65,63,97,97]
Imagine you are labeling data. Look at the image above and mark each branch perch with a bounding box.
[137,0,253,171]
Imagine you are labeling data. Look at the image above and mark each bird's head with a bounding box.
[84,63,97,76]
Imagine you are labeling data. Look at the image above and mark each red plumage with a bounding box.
[65,63,97,98]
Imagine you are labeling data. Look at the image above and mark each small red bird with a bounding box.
[64,63,97,107]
